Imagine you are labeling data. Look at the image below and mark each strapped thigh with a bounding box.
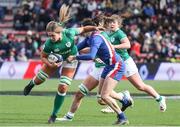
[59,76,72,86]
[78,83,89,95]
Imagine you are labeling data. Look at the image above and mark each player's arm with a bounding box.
[40,51,51,66]
[113,37,131,49]
[41,41,61,68]
[67,36,101,62]
[41,51,61,68]
[76,36,102,60]
[77,26,104,34]
[76,46,98,60]
[77,38,89,51]
[79,47,90,54]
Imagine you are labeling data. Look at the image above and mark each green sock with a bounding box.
[52,92,66,116]
[29,80,35,86]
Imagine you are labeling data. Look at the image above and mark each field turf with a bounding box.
[0,79,180,126]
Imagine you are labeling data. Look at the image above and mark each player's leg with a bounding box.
[101,63,128,125]
[57,75,99,121]
[128,73,166,112]
[23,64,57,96]
[101,77,128,125]
[98,78,133,113]
[125,57,166,112]
[100,90,134,113]
[48,60,78,123]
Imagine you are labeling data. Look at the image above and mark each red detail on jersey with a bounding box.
[23,61,43,79]
[122,76,127,80]
[110,62,122,79]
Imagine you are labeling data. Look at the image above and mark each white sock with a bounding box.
[155,95,161,101]
[67,112,75,119]
[118,92,124,100]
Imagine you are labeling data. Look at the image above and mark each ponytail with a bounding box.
[46,4,71,32]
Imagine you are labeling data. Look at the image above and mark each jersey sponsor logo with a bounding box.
[54,48,60,52]
[65,42,71,47]
[60,49,72,54]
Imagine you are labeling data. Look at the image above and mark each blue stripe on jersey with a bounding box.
[94,34,116,64]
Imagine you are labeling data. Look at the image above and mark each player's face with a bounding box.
[47,32,61,42]
[109,20,119,32]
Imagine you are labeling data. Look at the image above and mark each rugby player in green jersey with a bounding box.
[23,4,103,124]
[100,14,166,113]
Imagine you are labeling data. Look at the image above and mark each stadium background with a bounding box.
[0,0,180,126]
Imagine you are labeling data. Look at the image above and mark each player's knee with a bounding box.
[78,83,89,96]
[36,70,49,83]
[60,76,72,86]
[58,84,68,93]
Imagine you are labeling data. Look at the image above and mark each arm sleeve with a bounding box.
[64,28,80,37]
[76,46,98,60]
[77,38,88,51]
[76,35,102,60]
[118,30,127,41]
[43,39,51,54]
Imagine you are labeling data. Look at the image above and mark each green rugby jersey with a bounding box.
[109,29,130,61]
[43,28,79,60]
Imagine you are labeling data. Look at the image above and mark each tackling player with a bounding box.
[65,16,129,125]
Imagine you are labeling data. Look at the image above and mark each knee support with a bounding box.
[60,76,72,86]
[36,70,49,82]
[78,83,89,96]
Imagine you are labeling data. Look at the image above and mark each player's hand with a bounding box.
[67,55,76,63]
[48,61,62,68]
[54,61,62,67]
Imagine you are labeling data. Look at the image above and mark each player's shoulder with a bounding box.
[44,38,52,45]
[63,28,78,34]
[116,29,125,34]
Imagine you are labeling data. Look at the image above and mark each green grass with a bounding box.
[0,79,180,126]
[0,79,180,95]
[0,95,180,126]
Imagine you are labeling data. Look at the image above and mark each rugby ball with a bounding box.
[48,53,63,63]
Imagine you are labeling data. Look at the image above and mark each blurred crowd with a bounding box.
[0,0,179,63]
[0,31,42,62]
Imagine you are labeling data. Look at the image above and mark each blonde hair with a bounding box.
[110,14,123,28]
[46,4,71,33]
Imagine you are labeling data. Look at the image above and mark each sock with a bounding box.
[52,92,66,116]
[29,80,35,86]
[29,77,37,86]
[119,95,128,105]
[118,112,126,120]
[118,92,124,100]
[66,112,75,119]
[156,96,162,102]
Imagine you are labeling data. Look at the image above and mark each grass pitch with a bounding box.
[0,79,180,126]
